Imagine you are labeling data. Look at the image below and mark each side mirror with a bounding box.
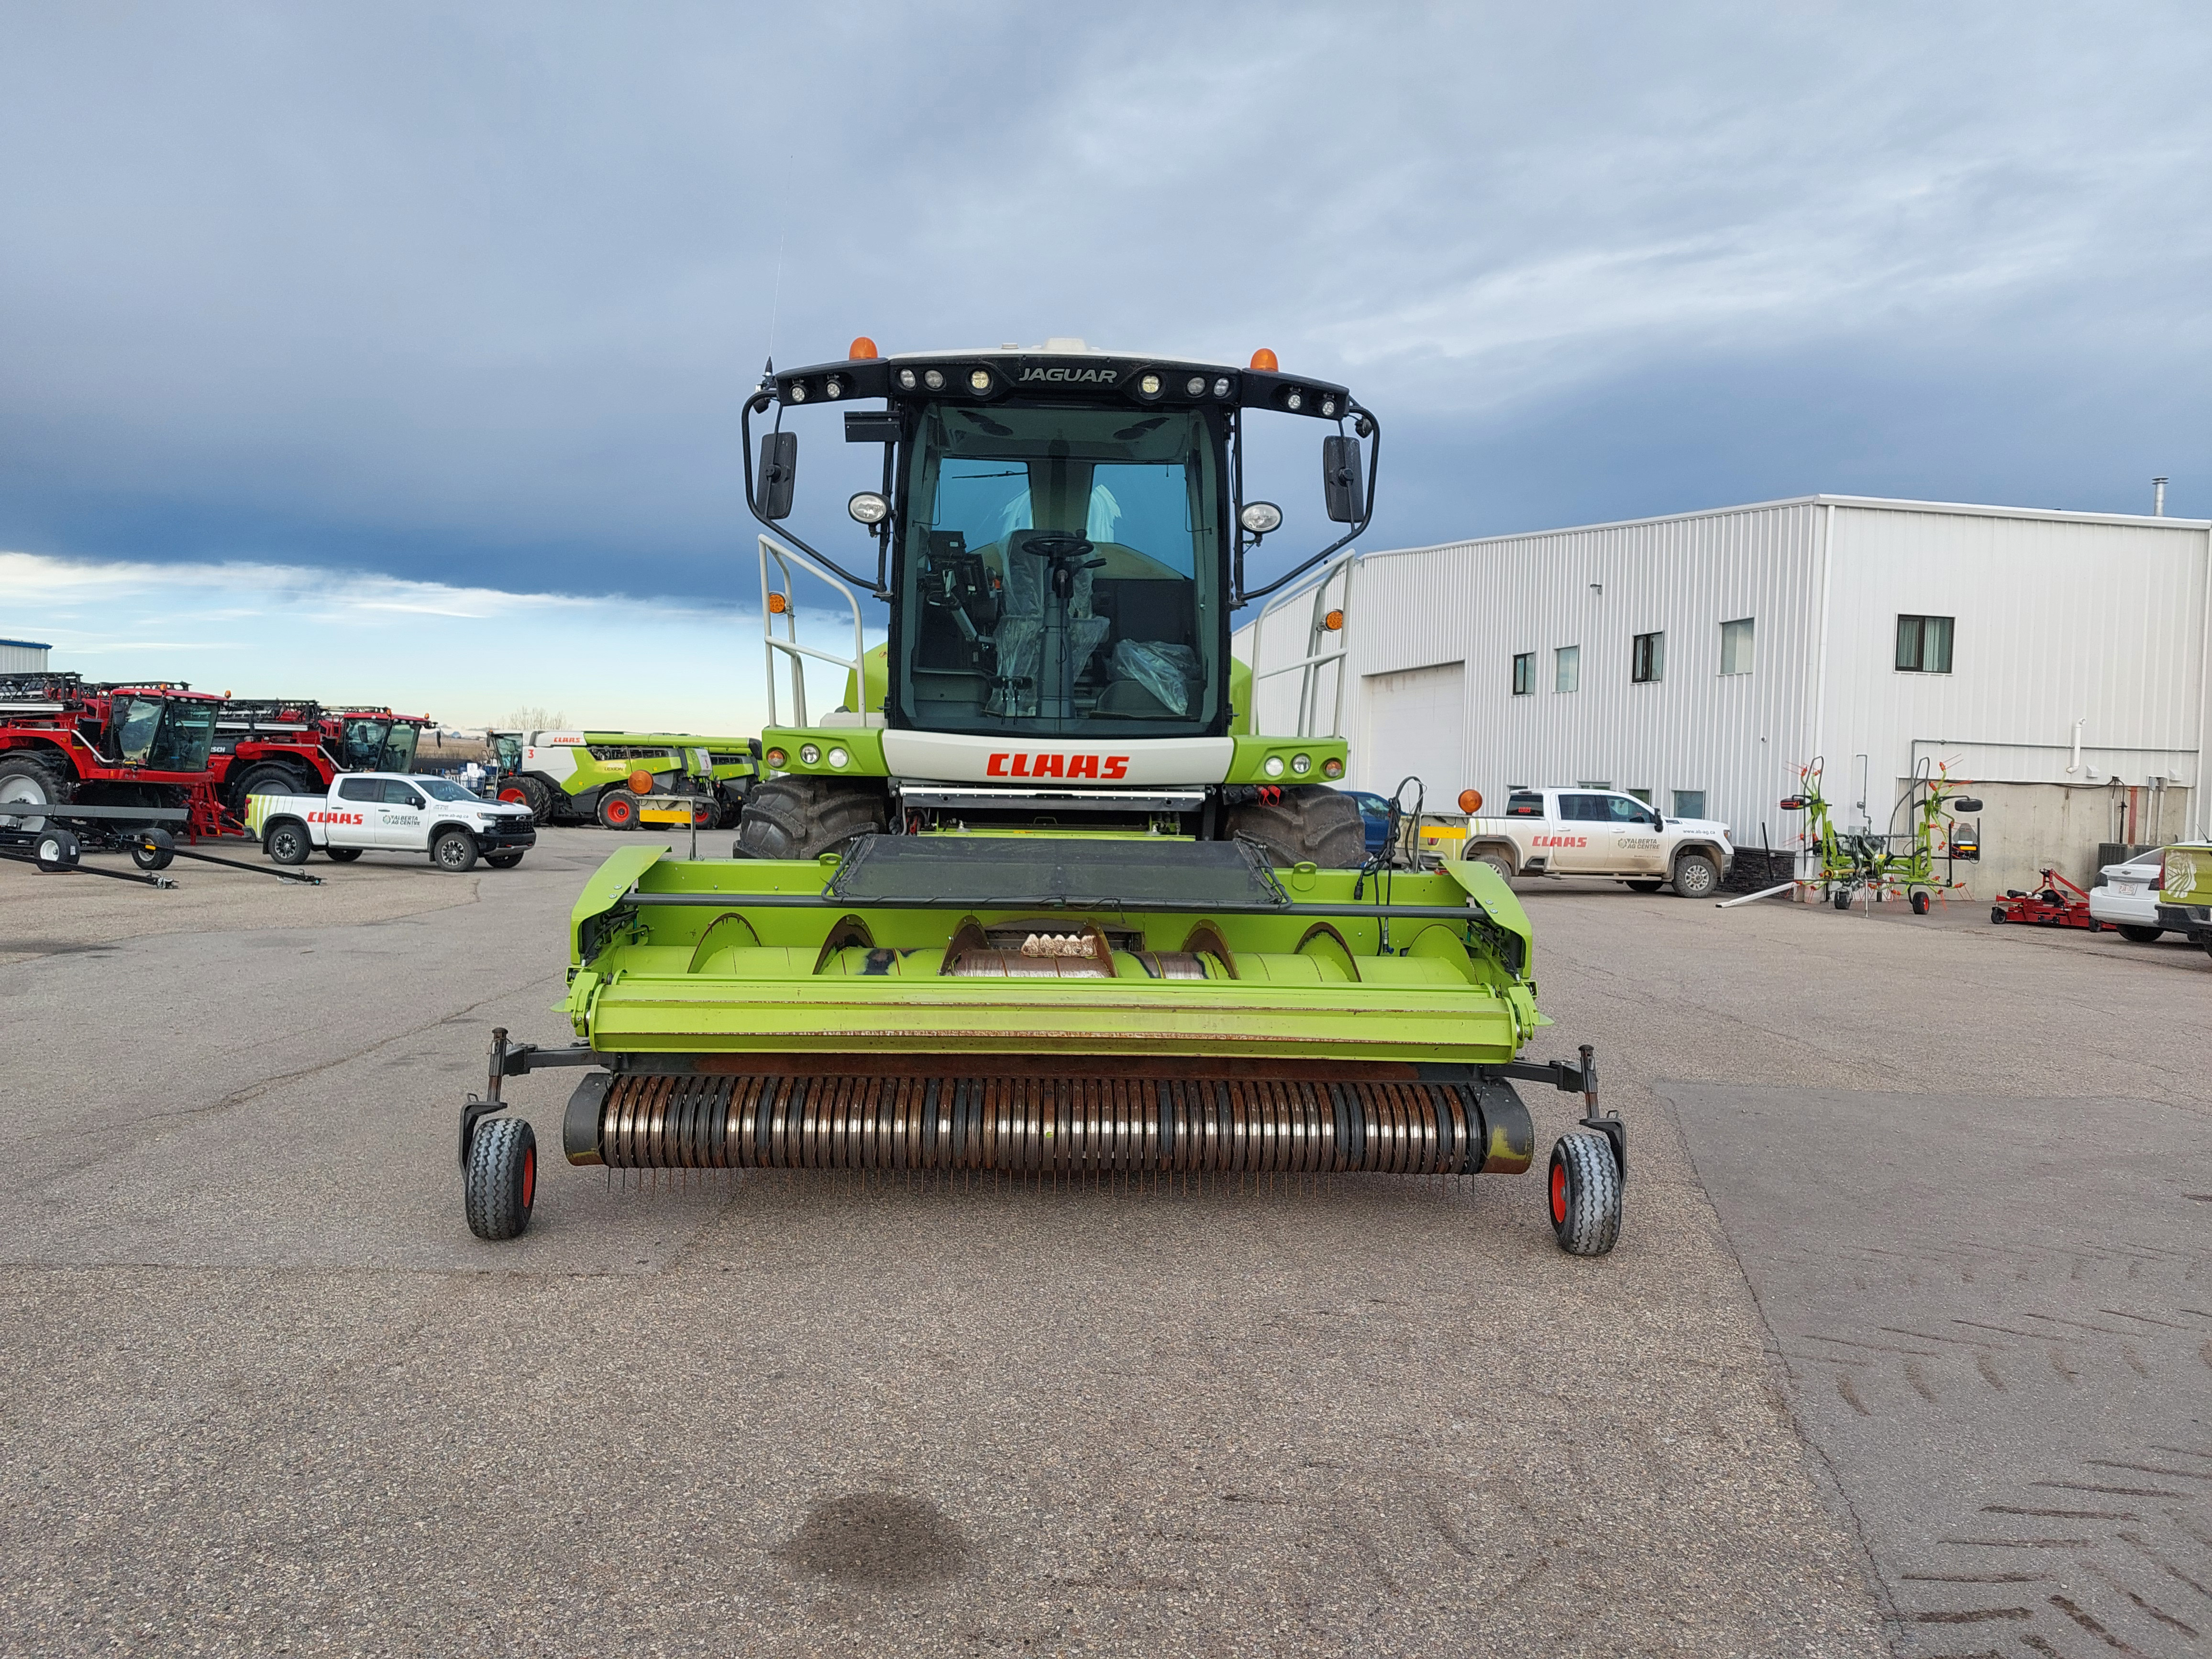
[1322,434,1363,523]
[757,431,798,521]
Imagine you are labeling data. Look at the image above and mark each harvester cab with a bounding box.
[453,339,1621,1261]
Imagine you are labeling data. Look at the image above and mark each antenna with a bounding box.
[761,151,794,386]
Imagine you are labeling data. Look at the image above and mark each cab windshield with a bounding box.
[493,735,521,770]
[384,723,420,772]
[116,697,216,772]
[892,402,1225,739]
[341,718,393,769]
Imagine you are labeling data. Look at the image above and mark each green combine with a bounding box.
[456,338,1623,1254]
[488,730,757,829]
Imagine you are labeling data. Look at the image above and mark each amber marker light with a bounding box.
[764,747,787,768]
[628,770,655,795]
[767,593,789,614]
[1323,608,1344,631]
[849,336,879,359]
[1250,348,1278,371]
[1459,789,1484,814]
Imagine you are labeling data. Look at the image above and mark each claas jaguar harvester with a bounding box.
[454,337,1622,1255]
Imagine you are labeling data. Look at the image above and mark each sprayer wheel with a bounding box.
[734,775,887,860]
[1223,785,1366,869]
[1548,1131,1622,1256]
[465,1116,536,1241]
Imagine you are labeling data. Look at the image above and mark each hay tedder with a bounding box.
[454,338,1623,1254]
[1783,757,1981,912]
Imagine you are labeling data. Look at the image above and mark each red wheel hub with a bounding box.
[1549,1161,1569,1225]
[606,797,632,826]
[520,1145,536,1209]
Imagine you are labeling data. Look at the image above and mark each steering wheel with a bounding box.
[1020,532,1095,562]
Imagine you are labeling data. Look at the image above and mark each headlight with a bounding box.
[827,746,850,768]
[824,377,845,399]
[847,492,890,525]
[1213,377,1230,397]
[1137,371,1162,397]
[799,743,821,765]
[1263,755,1286,778]
[1285,390,1304,411]
[1290,753,1310,775]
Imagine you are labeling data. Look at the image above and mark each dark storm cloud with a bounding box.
[2,1,2207,603]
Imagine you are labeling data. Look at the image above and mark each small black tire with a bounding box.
[2115,924,2162,943]
[485,851,524,869]
[465,1116,536,1240]
[35,827,81,871]
[1989,905,2005,925]
[1626,879,1663,893]
[1910,890,1930,916]
[266,821,312,865]
[432,829,478,873]
[1548,1132,1622,1256]
[326,847,364,863]
[131,829,177,872]
[1833,890,1850,911]
[1670,851,1720,899]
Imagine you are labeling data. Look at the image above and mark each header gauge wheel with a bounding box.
[1548,1132,1622,1256]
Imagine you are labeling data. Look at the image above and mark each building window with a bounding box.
[1511,652,1534,696]
[1555,644,1580,693]
[1627,787,1652,804]
[1896,614,1954,674]
[1720,617,1754,675]
[1631,631,1664,683]
[1673,789,1706,818]
[1575,779,1611,790]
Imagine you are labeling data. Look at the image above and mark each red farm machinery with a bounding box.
[209,700,434,823]
[0,673,230,841]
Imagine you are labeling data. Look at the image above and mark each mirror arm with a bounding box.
[1235,404,1381,608]
[740,391,883,596]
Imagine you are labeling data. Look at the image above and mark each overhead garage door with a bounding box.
[1357,662,1466,800]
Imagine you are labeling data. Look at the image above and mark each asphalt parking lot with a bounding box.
[1,835,2204,1657]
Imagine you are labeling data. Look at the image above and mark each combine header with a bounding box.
[455,338,1622,1255]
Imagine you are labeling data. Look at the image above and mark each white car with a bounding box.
[2090,853,2167,942]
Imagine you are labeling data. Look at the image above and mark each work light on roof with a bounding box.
[1239,501,1283,535]
[968,367,992,392]
[897,368,918,390]
[1185,375,1205,395]
[924,368,945,390]
[824,377,845,399]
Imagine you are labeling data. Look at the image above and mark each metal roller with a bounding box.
[566,1071,1534,1177]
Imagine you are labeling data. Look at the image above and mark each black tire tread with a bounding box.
[432,828,478,872]
[1550,1132,1623,1256]
[0,751,73,828]
[1223,785,1367,869]
[2115,923,2162,943]
[734,776,887,860]
[465,1117,536,1240]
[1670,851,1720,899]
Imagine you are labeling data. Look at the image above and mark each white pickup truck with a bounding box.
[245,773,537,872]
[1461,786,1735,898]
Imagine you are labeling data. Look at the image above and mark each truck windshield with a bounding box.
[415,777,476,802]
[892,402,1225,739]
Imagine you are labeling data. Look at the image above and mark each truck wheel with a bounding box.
[432,829,478,872]
[1470,849,1516,884]
[2115,924,2162,943]
[1548,1132,1622,1256]
[0,752,72,832]
[266,821,311,865]
[130,829,177,872]
[465,1116,536,1240]
[326,847,363,862]
[735,777,887,860]
[597,789,638,830]
[1223,785,1366,869]
[1626,879,1663,893]
[484,852,524,869]
[1670,851,1720,899]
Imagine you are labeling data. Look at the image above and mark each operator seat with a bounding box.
[988,530,1111,717]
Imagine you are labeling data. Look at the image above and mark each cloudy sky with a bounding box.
[3,2,2208,726]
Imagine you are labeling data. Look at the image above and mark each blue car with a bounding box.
[1346,790,1393,859]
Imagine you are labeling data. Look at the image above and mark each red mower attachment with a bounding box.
[1989,869,2103,930]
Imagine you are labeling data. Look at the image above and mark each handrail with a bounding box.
[1247,552,1358,738]
[759,533,866,730]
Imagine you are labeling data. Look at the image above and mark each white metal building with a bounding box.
[1239,496,2212,896]
[0,638,52,674]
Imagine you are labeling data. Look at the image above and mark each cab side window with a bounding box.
[1560,794,1609,821]
[337,778,381,803]
[1505,792,1546,818]
[1606,796,1655,824]
[384,781,425,808]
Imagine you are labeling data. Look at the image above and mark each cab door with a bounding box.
[1549,793,1618,872]
[1603,793,1668,873]
[375,779,429,848]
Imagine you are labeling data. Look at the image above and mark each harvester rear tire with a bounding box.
[0,752,72,832]
[1548,1131,1622,1256]
[432,829,478,872]
[596,789,638,831]
[326,847,363,862]
[1224,785,1366,869]
[465,1116,536,1240]
[734,776,887,860]
[2116,924,2163,943]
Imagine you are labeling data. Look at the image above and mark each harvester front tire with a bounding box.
[326,847,363,862]
[2116,924,2162,943]
[734,776,887,860]
[465,1116,536,1241]
[432,829,478,873]
[266,821,311,865]
[1224,785,1366,870]
[1670,851,1720,899]
[1548,1132,1622,1256]
[0,752,72,832]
